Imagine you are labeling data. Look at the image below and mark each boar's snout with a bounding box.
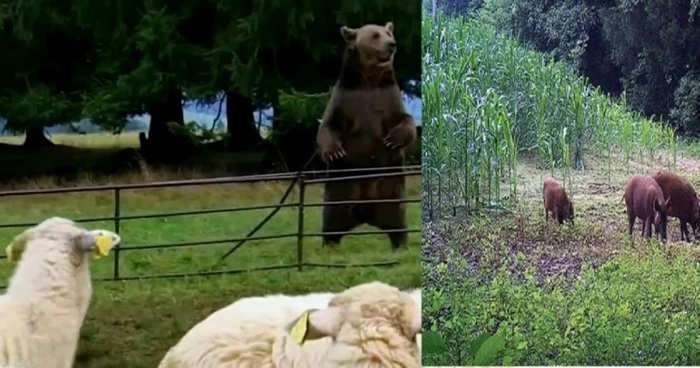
[654,210,668,243]
[566,202,574,224]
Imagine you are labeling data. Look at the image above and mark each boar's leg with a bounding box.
[644,215,653,238]
[628,214,635,237]
[680,221,690,242]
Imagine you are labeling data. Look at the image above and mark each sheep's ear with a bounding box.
[76,230,121,259]
[286,308,328,344]
[5,231,29,262]
[402,297,421,338]
[307,306,343,338]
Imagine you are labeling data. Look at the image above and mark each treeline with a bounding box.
[440,0,700,137]
[0,0,421,165]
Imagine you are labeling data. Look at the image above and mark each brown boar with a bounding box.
[651,169,700,242]
[543,177,574,225]
[624,174,670,242]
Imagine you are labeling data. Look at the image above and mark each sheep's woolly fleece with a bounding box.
[158,282,421,368]
[0,217,120,368]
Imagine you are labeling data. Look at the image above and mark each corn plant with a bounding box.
[422,11,676,216]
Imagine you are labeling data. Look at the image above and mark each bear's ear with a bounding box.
[385,22,394,33]
[340,26,357,43]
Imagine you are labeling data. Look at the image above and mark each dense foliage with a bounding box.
[422,12,674,215]
[0,0,421,153]
[424,230,700,365]
[472,0,700,136]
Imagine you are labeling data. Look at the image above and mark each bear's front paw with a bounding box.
[320,143,346,163]
[382,131,406,150]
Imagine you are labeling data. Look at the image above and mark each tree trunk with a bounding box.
[140,87,188,163]
[23,125,53,147]
[146,88,185,148]
[226,91,262,150]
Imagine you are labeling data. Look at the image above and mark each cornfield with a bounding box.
[421,12,677,219]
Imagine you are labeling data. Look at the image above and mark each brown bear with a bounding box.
[315,21,417,250]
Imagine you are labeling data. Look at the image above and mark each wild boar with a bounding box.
[651,169,700,242]
[624,174,670,242]
[543,177,574,225]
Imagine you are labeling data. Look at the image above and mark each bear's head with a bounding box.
[340,22,396,72]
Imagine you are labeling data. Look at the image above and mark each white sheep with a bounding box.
[158,281,421,368]
[0,217,121,368]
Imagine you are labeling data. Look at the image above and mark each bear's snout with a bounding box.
[386,41,396,55]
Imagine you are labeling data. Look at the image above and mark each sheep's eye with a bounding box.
[373,32,380,39]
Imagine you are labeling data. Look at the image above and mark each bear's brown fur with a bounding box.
[315,21,416,249]
[651,169,700,242]
[542,177,574,225]
[624,174,670,242]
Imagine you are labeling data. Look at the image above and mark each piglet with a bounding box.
[543,177,574,225]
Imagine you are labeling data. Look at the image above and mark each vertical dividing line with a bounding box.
[113,188,121,280]
[297,175,306,272]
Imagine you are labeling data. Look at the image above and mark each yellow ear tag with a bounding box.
[93,235,113,259]
[5,244,13,262]
[290,311,311,344]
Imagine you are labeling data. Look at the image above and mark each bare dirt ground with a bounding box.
[423,153,700,288]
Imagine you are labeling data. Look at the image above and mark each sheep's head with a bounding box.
[5,217,121,262]
[284,281,421,367]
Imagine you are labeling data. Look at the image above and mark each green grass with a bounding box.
[0,127,274,148]
[0,128,277,182]
[0,177,421,368]
[0,132,141,149]
[423,154,700,366]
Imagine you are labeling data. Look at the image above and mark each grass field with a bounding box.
[423,155,700,365]
[0,132,141,149]
[0,126,276,149]
[0,135,422,367]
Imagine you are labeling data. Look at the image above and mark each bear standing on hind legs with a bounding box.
[316,21,417,250]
